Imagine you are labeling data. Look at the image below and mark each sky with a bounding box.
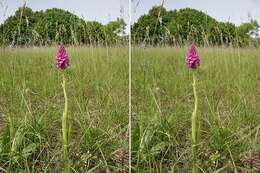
[132,0,260,26]
[0,0,260,27]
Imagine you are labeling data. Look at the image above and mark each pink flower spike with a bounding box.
[186,43,200,69]
[55,44,69,70]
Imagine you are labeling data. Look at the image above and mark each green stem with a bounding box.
[192,72,198,173]
[62,73,70,173]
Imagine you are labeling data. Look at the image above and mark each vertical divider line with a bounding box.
[128,0,132,172]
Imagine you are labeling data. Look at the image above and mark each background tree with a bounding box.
[132,6,259,47]
[132,6,170,44]
[1,7,36,46]
[104,18,126,45]
[33,8,81,45]
[0,6,126,46]
[1,5,259,47]
[236,20,259,46]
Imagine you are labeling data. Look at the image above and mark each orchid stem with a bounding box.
[62,73,70,173]
[192,72,198,173]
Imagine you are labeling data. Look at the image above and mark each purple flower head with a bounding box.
[186,43,200,69]
[55,44,69,70]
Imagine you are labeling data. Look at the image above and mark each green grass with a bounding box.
[1,46,260,173]
[0,46,128,172]
[132,47,260,172]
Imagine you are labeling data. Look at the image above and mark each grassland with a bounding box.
[1,46,260,173]
[132,47,260,172]
[0,47,128,172]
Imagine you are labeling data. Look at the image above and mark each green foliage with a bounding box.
[132,6,259,46]
[0,116,45,172]
[33,8,80,45]
[132,47,260,172]
[1,7,37,46]
[104,18,126,44]
[236,20,259,46]
[85,21,105,45]
[0,47,128,172]
[132,6,171,44]
[167,8,217,45]
[0,7,126,46]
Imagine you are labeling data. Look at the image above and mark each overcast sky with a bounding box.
[0,0,259,27]
[132,0,260,26]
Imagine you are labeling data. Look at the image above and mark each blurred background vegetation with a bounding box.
[1,5,260,47]
[132,6,260,47]
[0,6,127,47]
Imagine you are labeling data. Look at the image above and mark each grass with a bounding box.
[1,46,260,173]
[0,46,128,172]
[132,47,260,172]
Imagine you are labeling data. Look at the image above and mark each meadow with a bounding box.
[132,47,260,172]
[1,46,260,173]
[0,47,128,172]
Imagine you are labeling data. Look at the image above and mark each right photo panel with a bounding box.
[131,0,260,172]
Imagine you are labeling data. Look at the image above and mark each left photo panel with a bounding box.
[0,0,129,172]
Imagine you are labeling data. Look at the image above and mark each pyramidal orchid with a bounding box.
[55,43,69,70]
[186,43,200,173]
[186,43,200,69]
[55,43,70,173]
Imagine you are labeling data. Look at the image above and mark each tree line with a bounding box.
[1,6,259,47]
[0,7,126,46]
[132,6,260,47]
